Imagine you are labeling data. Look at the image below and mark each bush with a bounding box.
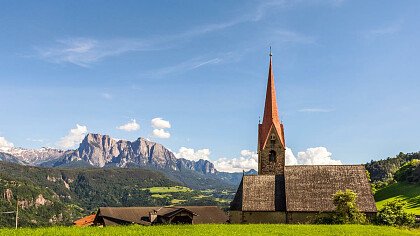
[375,200,416,227]
[316,189,367,224]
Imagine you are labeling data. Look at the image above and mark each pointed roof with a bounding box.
[259,53,285,149]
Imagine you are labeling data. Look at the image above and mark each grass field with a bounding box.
[0,224,419,236]
[375,182,420,215]
[144,186,192,193]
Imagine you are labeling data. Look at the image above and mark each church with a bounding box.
[229,52,377,224]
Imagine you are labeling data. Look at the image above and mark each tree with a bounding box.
[332,189,367,224]
[375,200,415,227]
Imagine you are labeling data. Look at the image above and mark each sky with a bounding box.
[0,0,419,172]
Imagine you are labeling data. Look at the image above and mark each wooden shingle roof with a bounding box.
[95,206,228,226]
[230,165,377,213]
[284,165,377,213]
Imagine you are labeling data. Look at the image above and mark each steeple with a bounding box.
[258,50,286,175]
[259,51,285,150]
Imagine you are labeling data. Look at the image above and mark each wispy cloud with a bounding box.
[101,93,113,100]
[272,29,316,44]
[363,21,403,39]
[36,38,160,67]
[141,56,222,78]
[298,108,334,113]
[34,1,320,67]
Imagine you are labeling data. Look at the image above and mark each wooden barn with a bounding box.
[229,53,377,224]
[93,206,228,226]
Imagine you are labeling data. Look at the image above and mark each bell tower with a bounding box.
[258,51,286,175]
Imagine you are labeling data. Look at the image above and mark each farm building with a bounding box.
[93,206,228,226]
[73,214,96,227]
[229,52,377,224]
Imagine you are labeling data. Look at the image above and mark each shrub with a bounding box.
[316,189,367,224]
[375,200,416,227]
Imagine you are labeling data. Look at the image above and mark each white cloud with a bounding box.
[152,129,171,139]
[214,150,259,173]
[26,138,45,143]
[285,147,298,165]
[174,147,211,161]
[116,119,140,132]
[295,147,342,165]
[213,146,341,173]
[151,118,171,129]
[0,136,14,152]
[57,124,88,149]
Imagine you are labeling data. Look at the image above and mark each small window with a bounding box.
[269,150,276,162]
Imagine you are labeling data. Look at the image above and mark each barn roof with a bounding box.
[230,165,377,213]
[73,214,96,227]
[95,206,228,226]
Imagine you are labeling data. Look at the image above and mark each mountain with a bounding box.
[43,133,217,175]
[1,147,70,165]
[0,152,23,164]
[0,133,252,188]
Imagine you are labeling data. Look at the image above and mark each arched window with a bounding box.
[269,150,276,162]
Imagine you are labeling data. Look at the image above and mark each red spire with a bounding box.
[259,52,285,150]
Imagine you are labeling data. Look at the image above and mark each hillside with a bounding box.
[0,161,238,227]
[375,182,420,215]
[365,151,420,182]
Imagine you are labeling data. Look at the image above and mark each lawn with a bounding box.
[0,224,419,236]
[375,182,420,215]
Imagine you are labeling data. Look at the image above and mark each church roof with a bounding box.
[230,165,377,213]
[285,165,377,212]
[259,54,285,150]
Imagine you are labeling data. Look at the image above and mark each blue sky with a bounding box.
[0,0,419,170]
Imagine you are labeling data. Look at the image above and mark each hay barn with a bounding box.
[229,53,377,224]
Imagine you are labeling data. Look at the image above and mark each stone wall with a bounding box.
[229,211,286,224]
[259,126,285,175]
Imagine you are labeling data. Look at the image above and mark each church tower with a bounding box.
[258,51,286,175]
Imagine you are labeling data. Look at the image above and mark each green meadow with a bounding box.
[0,224,419,236]
[375,182,420,215]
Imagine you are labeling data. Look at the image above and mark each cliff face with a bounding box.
[55,133,217,175]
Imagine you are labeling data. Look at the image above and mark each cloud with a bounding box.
[57,124,88,149]
[363,21,402,39]
[116,119,140,132]
[174,147,211,161]
[213,146,341,173]
[141,56,222,78]
[298,108,334,113]
[36,37,158,67]
[152,129,171,139]
[295,147,342,165]
[35,0,319,68]
[0,136,14,152]
[151,118,171,139]
[272,30,316,44]
[151,118,171,129]
[26,138,45,143]
[213,150,259,173]
[101,93,112,100]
